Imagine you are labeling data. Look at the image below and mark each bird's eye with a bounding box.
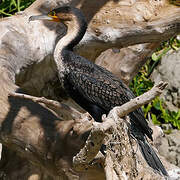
[49,11,56,17]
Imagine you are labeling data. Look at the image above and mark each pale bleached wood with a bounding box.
[9,92,81,120]
[72,81,168,179]
[95,43,161,85]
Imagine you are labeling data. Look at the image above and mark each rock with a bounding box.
[154,129,180,168]
[151,40,180,176]
[168,168,180,180]
[151,125,180,179]
[161,123,173,131]
[151,48,180,112]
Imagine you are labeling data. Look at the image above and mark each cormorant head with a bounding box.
[29,6,85,25]
[29,6,87,49]
[49,6,76,22]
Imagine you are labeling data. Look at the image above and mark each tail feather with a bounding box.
[138,139,168,176]
[129,111,168,176]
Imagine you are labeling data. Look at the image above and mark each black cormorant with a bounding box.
[29,6,168,176]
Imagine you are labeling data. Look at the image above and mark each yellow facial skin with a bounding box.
[48,11,60,22]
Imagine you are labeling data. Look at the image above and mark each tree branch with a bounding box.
[72,81,168,174]
[0,0,178,99]
[6,81,168,177]
[114,81,168,117]
[8,92,81,120]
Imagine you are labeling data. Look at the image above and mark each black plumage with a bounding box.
[63,50,153,138]
[30,6,168,176]
[62,49,168,176]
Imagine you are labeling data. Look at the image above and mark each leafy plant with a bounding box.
[0,0,35,17]
[143,97,180,130]
[130,67,153,97]
[130,36,180,130]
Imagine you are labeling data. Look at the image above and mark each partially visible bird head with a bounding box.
[29,6,82,24]
[29,6,87,49]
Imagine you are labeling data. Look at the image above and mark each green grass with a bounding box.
[0,0,35,17]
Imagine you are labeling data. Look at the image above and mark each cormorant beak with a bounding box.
[29,14,60,22]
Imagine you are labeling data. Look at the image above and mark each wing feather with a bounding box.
[64,52,152,139]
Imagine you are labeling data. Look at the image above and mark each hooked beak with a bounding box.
[29,14,60,22]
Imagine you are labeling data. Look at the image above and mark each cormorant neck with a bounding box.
[66,14,87,50]
[54,10,87,55]
[53,8,87,82]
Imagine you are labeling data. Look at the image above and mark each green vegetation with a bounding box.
[130,36,180,130]
[0,0,35,17]
[1,1,180,130]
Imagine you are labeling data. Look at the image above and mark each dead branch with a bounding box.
[113,81,168,117]
[72,81,168,176]
[9,92,81,120]
[1,0,176,99]
[5,81,168,178]
[0,0,179,93]
[104,152,119,180]
[8,80,167,124]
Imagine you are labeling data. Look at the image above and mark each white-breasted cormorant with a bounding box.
[29,6,168,176]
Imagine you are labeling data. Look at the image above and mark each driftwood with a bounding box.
[72,82,168,171]
[7,81,168,180]
[0,0,180,179]
[95,43,161,85]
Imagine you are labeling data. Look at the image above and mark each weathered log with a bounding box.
[95,43,161,85]
[72,82,168,177]
[4,79,170,179]
[0,0,179,96]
